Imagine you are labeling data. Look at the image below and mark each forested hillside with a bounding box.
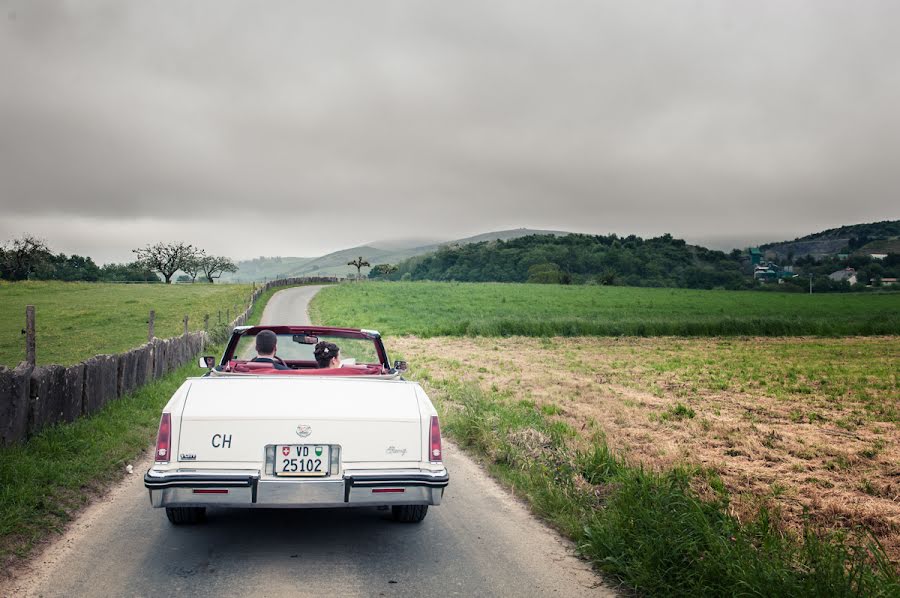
[760,219,900,259]
[383,234,748,289]
[776,220,900,242]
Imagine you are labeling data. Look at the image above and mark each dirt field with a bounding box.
[391,335,900,562]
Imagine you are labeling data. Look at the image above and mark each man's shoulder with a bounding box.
[251,356,289,370]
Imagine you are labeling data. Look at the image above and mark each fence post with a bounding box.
[183,315,189,336]
[148,310,155,341]
[204,314,209,332]
[25,305,36,366]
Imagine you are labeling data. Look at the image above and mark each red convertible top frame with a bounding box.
[222,325,390,368]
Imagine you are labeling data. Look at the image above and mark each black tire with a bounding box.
[165,506,206,525]
[391,505,428,523]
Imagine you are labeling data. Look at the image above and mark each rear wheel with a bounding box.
[391,505,428,523]
[165,506,206,525]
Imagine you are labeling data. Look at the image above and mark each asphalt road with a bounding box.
[259,284,324,326]
[12,286,613,598]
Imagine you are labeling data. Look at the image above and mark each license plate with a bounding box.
[275,445,330,477]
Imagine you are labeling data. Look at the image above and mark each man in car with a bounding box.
[251,329,290,370]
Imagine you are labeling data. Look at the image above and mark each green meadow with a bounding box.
[0,283,286,569]
[311,281,900,337]
[0,281,253,366]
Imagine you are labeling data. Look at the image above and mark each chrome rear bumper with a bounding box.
[144,468,449,509]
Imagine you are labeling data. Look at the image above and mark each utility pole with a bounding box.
[809,273,813,294]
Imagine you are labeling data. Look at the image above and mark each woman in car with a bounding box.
[313,341,342,368]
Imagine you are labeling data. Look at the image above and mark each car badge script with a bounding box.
[296,424,312,438]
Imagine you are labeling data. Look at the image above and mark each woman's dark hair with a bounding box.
[313,341,340,368]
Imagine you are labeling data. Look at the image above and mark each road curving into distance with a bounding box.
[8,285,613,598]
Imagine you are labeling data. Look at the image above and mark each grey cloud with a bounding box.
[1,0,898,262]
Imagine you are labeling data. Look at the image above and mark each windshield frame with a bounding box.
[221,326,389,368]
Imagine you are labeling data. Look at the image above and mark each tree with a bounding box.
[180,249,207,283]
[200,255,238,283]
[35,253,101,281]
[133,242,197,284]
[100,261,159,282]
[347,256,370,280]
[369,264,398,279]
[526,262,562,284]
[0,234,52,281]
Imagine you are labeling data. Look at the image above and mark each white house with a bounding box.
[829,268,858,285]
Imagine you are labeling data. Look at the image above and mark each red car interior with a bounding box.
[225,361,386,376]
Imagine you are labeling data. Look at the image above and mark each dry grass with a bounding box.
[392,335,900,564]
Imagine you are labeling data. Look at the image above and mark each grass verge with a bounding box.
[0,281,306,572]
[0,356,215,573]
[424,376,900,596]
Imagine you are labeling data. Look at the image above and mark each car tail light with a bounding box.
[429,415,442,462]
[155,413,171,463]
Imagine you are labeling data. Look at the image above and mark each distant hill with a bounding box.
[759,220,900,260]
[382,232,748,289]
[859,238,900,255]
[362,236,447,251]
[447,228,568,245]
[786,221,900,241]
[225,228,569,281]
[224,222,899,282]
[221,256,313,282]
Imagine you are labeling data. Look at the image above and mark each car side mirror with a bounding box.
[198,356,216,369]
[393,360,408,372]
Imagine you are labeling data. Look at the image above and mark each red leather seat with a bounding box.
[228,361,385,376]
[231,361,280,373]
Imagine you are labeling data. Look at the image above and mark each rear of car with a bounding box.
[144,376,448,524]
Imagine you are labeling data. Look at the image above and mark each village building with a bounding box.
[754,262,795,283]
[829,268,858,285]
[871,277,899,286]
[749,247,763,265]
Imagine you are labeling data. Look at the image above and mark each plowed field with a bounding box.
[392,335,900,562]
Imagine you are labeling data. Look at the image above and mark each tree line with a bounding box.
[0,235,236,283]
[367,233,900,291]
[368,233,748,289]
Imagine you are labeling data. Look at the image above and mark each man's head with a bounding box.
[255,330,278,357]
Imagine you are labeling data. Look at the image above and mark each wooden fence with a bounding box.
[0,277,335,446]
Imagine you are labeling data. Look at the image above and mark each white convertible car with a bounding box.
[144,325,448,524]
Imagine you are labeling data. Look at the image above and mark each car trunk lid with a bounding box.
[176,377,422,463]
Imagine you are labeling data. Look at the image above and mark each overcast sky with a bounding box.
[1,1,898,264]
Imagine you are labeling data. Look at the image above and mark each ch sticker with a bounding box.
[211,433,232,448]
